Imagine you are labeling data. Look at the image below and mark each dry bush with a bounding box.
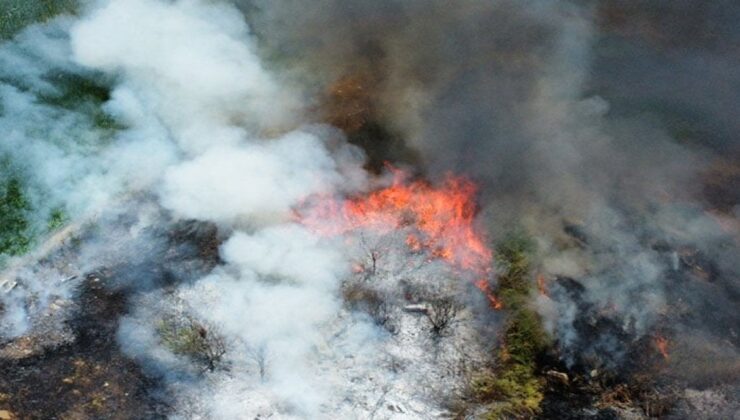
[425,297,463,336]
[158,314,227,372]
[342,281,395,332]
[247,344,269,382]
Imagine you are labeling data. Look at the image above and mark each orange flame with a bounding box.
[654,336,670,360]
[406,234,423,252]
[536,274,549,296]
[298,166,500,307]
[476,278,503,309]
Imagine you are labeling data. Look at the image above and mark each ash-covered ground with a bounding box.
[1,1,739,419]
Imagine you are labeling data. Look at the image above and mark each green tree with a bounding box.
[0,178,32,256]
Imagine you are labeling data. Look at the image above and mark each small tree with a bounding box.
[158,314,227,373]
[425,297,463,337]
[357,233,387,278]
[342,281,395,333]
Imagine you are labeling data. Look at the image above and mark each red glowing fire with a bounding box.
[654,336,670,360]
[297,166,500,307]
[537,273,549,296]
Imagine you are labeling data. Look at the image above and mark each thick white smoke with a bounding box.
[0,15,175,339]
[28,0,477,417]
[2,0,485,416]
[67,0,377,416]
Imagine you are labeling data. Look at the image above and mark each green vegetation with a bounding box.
[39,72,124,133]
[0,161,72,260]
[47,207,67,231]
[158,314,227,372]
[0,0,78,39]
[473,231,549,419]
[0,177,32,256]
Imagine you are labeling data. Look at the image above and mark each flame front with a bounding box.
[297,166,500,307]
[654,336,670,360]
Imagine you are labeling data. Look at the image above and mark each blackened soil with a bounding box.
[0,278,169,419]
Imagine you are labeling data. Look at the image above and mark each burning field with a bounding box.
[0,1,739,419]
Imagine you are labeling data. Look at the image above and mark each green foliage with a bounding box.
[496,229,536,263]
[158,315,227,372]
[496,230,536,308]
[40,73,111,107]
[472,365,544,419]
[0,177,32,256]
[0,0,78,39]
[47,207,67,231]
[503,309,548,366]
[38,72,125,132]
[473,230,549,418]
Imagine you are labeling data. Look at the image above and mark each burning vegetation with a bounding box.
[298,166,493,286]
[470,233,549,418]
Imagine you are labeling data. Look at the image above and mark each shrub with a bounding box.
[47,208,67,232]
[38,72,124,134]
[472,230,549,418]
[0,178,32,256]
[342,281,395,331]
[425,297,463,337]
[158,314,227,372]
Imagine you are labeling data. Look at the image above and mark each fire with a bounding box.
[476,278,503,310]
[654,336,670,360]
[406,234,423,252]
[298,166,500,307]
[536,273,549,296]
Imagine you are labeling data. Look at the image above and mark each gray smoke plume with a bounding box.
[237,0,739,372]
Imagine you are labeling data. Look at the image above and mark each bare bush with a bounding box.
[342,281,395,333]
[247,344,269,382]
[425,297,463,336]
[158,314,227,372]
[356,233,393,279]
[368,299,395,332]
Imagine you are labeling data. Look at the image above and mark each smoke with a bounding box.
[119,224,360,415]
[236,0,739,371]
[159,132,363,225]
[1,0,738,417]
[66,0,390,416]
[0,16,165,338]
